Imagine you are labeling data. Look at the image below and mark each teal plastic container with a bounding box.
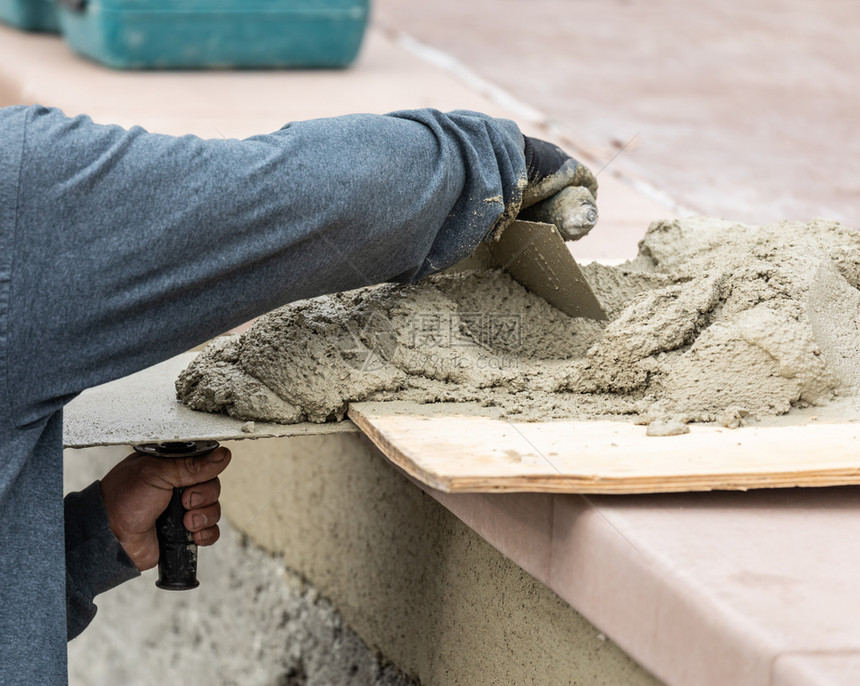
[0,0,60,32]
[57,0,370,69]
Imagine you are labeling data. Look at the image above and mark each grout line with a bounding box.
[392,33,547,127]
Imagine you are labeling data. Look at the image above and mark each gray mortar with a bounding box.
[65,448,415,686]
[177,217,860,428]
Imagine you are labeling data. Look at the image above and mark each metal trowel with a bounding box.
[451,186,608,321]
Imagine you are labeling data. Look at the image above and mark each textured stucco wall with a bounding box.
[64,446,414,686]
[220,433,661,686]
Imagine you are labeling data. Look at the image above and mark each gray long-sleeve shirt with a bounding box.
[64,481,138,640]
[0,104,525,684]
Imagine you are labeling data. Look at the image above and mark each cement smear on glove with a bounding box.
[177,217,860,427]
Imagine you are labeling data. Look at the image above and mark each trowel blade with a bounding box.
[488,220,608,321]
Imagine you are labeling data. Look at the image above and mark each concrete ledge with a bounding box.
[427,479,860,686]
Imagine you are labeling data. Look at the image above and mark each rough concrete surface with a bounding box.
[178,217,860,429]
[218,433,662,686]
[63,448,414,686]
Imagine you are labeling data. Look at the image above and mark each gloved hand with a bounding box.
[517,136,599,241]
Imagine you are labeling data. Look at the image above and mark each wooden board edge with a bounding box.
[347,405,860,494]
[347,406,454,493]
[438,470,860,494]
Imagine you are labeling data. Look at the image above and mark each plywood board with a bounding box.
[64,353,355,448]
[348,401,860,494]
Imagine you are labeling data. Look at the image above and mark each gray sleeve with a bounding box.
[64,481,140,640]
[8,105,525,428]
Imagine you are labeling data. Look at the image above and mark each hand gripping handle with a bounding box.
[133,440,220,590]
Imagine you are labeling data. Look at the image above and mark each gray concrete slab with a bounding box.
[63,353,355,449]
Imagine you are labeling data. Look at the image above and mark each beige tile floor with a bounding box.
[375,0,860,228]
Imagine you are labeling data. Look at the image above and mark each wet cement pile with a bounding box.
[177,217,860,427]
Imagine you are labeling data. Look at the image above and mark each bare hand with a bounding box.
[99,447,232,571]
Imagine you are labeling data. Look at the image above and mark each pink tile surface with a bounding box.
[598,489,860,653]
[548,494,774,686]
[375,0,860,228]
[428,486,860,686]
[774,653,860,686]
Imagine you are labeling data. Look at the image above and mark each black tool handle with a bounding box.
[155,486,199,590]
[133,440,220,591]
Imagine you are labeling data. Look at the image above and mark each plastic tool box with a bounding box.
[56,0,370,69]
[0,0,60,32]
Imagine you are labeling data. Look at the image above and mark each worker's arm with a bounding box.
[64,483,139,640]
[4,105,528,428]
[64,447,230,640]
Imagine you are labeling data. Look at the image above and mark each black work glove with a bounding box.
[517,136,599,240]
